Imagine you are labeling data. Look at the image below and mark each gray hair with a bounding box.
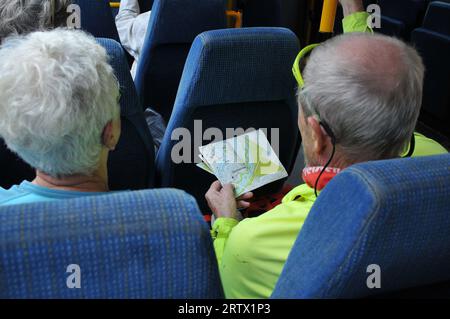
[299,33,424,163]
[0,0,72,43]
[0,29,120,177]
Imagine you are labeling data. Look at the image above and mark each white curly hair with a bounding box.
[0,29,120,177]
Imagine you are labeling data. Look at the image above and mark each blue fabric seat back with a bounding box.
[376,0,430,39]
[0,39,155,190]
[411,2,450,137]
[423,1,450,36]
[134,0,227,122]
[239,0,282,27]
[378,0,430,26]
[379,16,407,38]
[73,0,120,41]
[272,154,450,298]
[97,38,156,190]
[138,0,154,13]
[156,27,300,213]
[412,30,450,126]
[0,189,223,298]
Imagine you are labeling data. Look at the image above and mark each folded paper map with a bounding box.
[197,129,288,197]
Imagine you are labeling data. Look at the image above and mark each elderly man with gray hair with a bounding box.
[0,29,121,205]
[205,0,448,299]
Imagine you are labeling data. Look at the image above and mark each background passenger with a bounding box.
[116,0,151,77]
[0,0,72,42]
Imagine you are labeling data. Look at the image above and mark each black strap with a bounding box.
[404,134,416,158]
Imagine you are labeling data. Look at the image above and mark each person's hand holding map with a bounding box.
[197,129,288,197]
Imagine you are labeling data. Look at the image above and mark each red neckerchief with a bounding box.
[302,166,342,191]
[204,167,342,221]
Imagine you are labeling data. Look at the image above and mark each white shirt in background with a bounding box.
[115,0,151,77]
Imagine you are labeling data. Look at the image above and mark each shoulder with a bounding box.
[411,133,448,157]
[227,184,316,254]
[0,184,29,206]
[136,11,151,28]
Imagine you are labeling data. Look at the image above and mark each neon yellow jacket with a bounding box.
[212,13,448,299]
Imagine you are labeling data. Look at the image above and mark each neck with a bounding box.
[325,156,351,170]
[33,171,109,193]
[32,153,110,193]
[314,147,351,170]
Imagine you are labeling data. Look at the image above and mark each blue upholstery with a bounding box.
[423,1,450,36]
[272,154,450,298]
[111,7,119,19]
[239,0,282,27]
[0,189,224,298]
[412,2,450,137]
[74,0,135,68]
[134,0,227,122]
[97,38,156,190]
[73,0,120,41]
[156,27,300,213]
[412,30,450,126]
[376,0,430,40]
[0,39,155,190]
[138,0,154,13]
[379,16,407,39]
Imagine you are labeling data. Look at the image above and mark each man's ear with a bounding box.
[102,121,117,151]
[307,116,328,156]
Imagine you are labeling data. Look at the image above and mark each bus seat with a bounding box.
[134,0,227,122]
[413,30,450,136]
[73,0,121,41]
[379,15,408,39]
[239,0,282,28]
[272,154,450,298]
[376,0,430,40]
[423,1,450,36]
[74,0,135,67]
[97,38,156,190]
[156,27,301,213]
[412,1,450,137]
[138,0,154,13]
[0,189,223,298]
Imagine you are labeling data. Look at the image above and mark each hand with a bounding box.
[205,181,254,221]
[339,0,364,17]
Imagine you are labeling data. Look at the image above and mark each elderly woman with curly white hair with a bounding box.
[0,0,74,187]
[0,29,121,205]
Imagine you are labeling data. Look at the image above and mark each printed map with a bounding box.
[197,129,288,197]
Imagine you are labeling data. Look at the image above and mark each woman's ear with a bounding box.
[101,120,119,151]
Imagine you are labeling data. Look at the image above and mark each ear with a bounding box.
[298,104,306,131]
[102,120,117,151]
[307,116,329,156]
